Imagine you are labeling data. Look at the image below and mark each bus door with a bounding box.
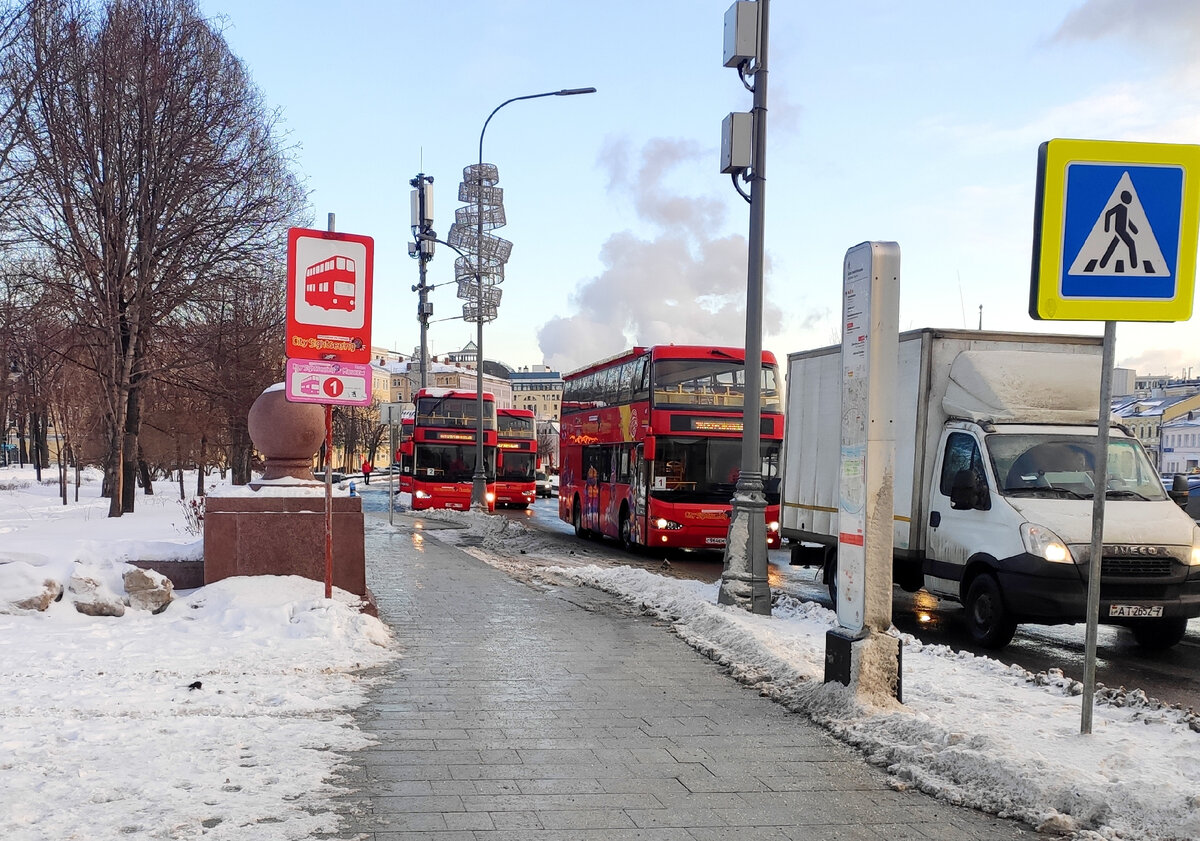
[631,444,647,546]
[583,448,603,533]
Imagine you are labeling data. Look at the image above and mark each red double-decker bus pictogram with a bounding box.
[304,256,356,311]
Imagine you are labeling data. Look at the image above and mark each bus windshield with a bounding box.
[414,444,495,483]
[652,360,781,412]
[651,437,781,503]
[498,451,535,481]
[416,396,495,429]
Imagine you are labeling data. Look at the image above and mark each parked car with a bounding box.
[1163,473,1200,522]
[535,471,552,498]
[549,473,559,496]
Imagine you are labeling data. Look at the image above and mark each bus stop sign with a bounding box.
[1030,138,1200,322]
[286,227,374,363]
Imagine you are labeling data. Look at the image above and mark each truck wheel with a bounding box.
[619,508,638,554]
[823,557,838,608]
[964,574,1017,649]
[1129,617,1188,650]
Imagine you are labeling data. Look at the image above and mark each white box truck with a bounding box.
[781,328,1200,649]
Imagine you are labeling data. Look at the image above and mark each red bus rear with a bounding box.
[495,408,537,508]
[405,388,496,511]
[396,412,414,494]
[558,345,783,552]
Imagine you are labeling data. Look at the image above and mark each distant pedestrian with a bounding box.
[362,459,373,485]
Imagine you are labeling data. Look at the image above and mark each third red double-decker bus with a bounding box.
[558,345,783,552]
[495,408,537,508]
[401,388,497,511]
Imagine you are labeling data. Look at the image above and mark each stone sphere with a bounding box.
[247,386,325,482]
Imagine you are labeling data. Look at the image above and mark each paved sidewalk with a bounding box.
[334,513,1034,840]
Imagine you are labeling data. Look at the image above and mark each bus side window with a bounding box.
[632,356,649,402]
[617,361,634,404]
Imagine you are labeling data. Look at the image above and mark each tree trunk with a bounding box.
[229,416,253,485]
[138,447,153,497]
[197,434,207,496]
[106,432,123,517]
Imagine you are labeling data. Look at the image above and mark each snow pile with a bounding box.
[0,466,396,840]
[0,574,395,840]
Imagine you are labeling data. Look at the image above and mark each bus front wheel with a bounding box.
[619,508,638,554]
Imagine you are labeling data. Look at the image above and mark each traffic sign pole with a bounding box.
[323,212,335,600]
[1081,320,1116,734]
[1031,139,1200,735]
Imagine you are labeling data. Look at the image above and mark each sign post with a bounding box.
[1031,138,1200,733]
[824,241,902,702]
[285,219,375,598]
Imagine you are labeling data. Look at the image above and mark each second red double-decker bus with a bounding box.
[401,388,497,511]
[495,408,537,508]
[558,345,783,552]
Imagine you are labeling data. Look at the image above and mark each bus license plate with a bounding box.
[706,537,726,546]
[1109,604,1163,618]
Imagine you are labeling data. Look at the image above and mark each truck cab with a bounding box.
[925,421,1200,649]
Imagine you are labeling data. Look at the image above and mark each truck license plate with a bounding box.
[706,537,726,546]
[1109,604,1163,618]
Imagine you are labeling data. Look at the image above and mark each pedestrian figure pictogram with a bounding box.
[1067,171,1167,278]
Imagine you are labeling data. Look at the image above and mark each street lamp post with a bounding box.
[718,0,772,613]
[462,87,596,511]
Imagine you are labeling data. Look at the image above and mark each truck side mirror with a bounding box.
[1169,474,1190,507]
[950,469,990,511]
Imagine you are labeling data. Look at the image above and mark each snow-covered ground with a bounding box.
[0,467,395,840]
[1,466,1198,840]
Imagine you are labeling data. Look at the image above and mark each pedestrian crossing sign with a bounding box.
[1030,138,1200,321]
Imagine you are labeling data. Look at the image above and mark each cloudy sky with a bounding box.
[199,0,1200,377]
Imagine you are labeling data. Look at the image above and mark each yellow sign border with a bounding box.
[1031,138,1200,322]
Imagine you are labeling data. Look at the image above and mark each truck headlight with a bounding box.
[1020,522,1072,563]
[1191,526,1200,566]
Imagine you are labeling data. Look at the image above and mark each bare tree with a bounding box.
[7,0,306,515]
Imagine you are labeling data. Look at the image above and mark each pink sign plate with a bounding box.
[285,359,372,406]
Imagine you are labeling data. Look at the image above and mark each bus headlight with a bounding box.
[768,521,780,532]
[486,491,496,503]
[415,490,432,500]
[654,517,683,530]
[1020,522,1072,563]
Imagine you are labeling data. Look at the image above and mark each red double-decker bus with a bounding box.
[401,388,496,511]
[558,345,783,552]
[304,255,356,311]
[495,408,537,508]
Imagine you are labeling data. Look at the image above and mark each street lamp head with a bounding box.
[556,87,597,96]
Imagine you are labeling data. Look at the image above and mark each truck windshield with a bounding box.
[987,433,1167,501]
